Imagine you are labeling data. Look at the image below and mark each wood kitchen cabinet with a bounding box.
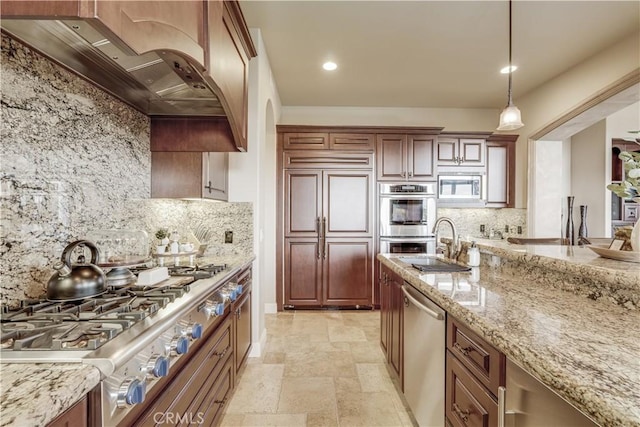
[206,1,256,152]
[283,131,375,151]
[379,263,403,389]
[485,135,517,208]
[446,316,505,427]
[151,151,228,201]
[47,396,87,427]
[437,134,489,167]
[376,134,436,181]
[233,269,252,383]
[283,167,374,307]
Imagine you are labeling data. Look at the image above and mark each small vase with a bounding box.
[565,196,575,246]
[632,198,640,252]
[578,205,588,239]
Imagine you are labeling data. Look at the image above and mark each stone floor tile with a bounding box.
[336,391,404,426]
[241,413,307,426]
[219,413,245,427]
[328,325,367,342]
[349,341,386,363]
[356,363,396,393]
[225,364,284,414]
[284,350,356,378]
[277,377,337,414]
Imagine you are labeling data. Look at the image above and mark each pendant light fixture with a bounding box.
[497,0,524,131]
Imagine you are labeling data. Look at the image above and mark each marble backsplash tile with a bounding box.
[1,34,252,307]
[437,207,527,240]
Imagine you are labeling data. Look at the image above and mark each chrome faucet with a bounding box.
[432,217,460,260]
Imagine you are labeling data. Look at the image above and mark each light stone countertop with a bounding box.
[0,254,255,427]
[378,252,640,427]
[0,363,100,427]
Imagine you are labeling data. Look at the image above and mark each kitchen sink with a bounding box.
[398,256,471,273]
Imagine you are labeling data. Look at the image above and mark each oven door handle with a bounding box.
[380,237,435,243]
[316,217,321,259]
[322,217,327,259]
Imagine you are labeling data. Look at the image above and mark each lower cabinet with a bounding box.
[47,396,88,427]
[233,268,252,382]
[446,317,505,427]
[379,263,403,389]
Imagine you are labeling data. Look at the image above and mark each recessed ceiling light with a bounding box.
[323,61,337,71]
[500,65,518,74]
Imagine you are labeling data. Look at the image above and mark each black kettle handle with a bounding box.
[61,240,100,266]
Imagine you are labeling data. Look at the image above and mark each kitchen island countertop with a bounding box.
[378,251,640,427]
[0,363,100,426]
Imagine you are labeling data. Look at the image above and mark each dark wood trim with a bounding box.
[486,134,518,143]
[0,1,94,17]
[439,131,493,138]
[276,132,284,311]
[277,125,444,135]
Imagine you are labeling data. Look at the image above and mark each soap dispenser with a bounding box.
[468,241,480,267]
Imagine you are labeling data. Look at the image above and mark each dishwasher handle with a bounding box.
[401,285,444,321]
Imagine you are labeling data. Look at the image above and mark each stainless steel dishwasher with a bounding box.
[401,282,446,427]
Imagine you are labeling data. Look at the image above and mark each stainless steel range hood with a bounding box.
[1,19,225,117]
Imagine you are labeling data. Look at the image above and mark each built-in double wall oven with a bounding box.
[379,183,437,255]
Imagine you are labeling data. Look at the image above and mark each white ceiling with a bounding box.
[240,1,640,109]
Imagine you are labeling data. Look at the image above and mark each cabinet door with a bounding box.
[151,152,203,198]
[96,1,206,65]
[234,290,252,379]
[446,351,498,427]
[376,135,407,181]
[459,139,485,166]
[485,141,515,207]
[437,137,459,165]
[388,271,403,389]
[322,238,372,306]
[207,1,253,151]
[407,135,435,180]
[324,170,373,237]
[284,170,322,237]
[203,152,229,201]
[284,238,322,306]
[379,266,391,356]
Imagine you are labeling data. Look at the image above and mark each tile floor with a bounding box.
[220,310,415,427]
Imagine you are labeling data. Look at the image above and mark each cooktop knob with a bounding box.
[170,335,189,355]
[202,301,224,318]
[117,377,146,408]
[147,355,170,378]
[189,323,203,339]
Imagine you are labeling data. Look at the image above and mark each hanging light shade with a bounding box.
[497,0,524,131]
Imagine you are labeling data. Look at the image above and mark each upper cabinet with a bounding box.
[281,128,375,151]
[1,0,256,152]
[206,1,256,151]
[437,134,490,168]
[485,134,517,208]
[376,134,436,181]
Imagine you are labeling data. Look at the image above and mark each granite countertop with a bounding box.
[0,363,100,427]
[378,252,640,427]
[0,254,255,426]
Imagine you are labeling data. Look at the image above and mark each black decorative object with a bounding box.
[565,196,575,245]
[578,205,588,240]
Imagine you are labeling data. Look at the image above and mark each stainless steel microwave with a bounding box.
[437,174,486,205]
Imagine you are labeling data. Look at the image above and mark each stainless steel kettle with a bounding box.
[47,240,107,301]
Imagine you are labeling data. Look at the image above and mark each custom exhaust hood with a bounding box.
[1,18,225,117]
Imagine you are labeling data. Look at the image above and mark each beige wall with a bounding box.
[571,120,607,237]
[519,31,640,208]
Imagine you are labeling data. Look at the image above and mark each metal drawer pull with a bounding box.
[214,397,228,406]
[453,403,470,422]
[213,347,229,359]
[453,342,475,356]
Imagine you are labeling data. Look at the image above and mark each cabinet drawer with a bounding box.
[447,317,505,396]
[284,132,329,150]
[329,133,375,151]
[283,151,374,169]
[446,351,498,427]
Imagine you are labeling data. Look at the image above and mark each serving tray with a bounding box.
[586,244,640,264]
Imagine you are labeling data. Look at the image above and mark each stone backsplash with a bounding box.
[1,34,252,307]
[437,207,527,241]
